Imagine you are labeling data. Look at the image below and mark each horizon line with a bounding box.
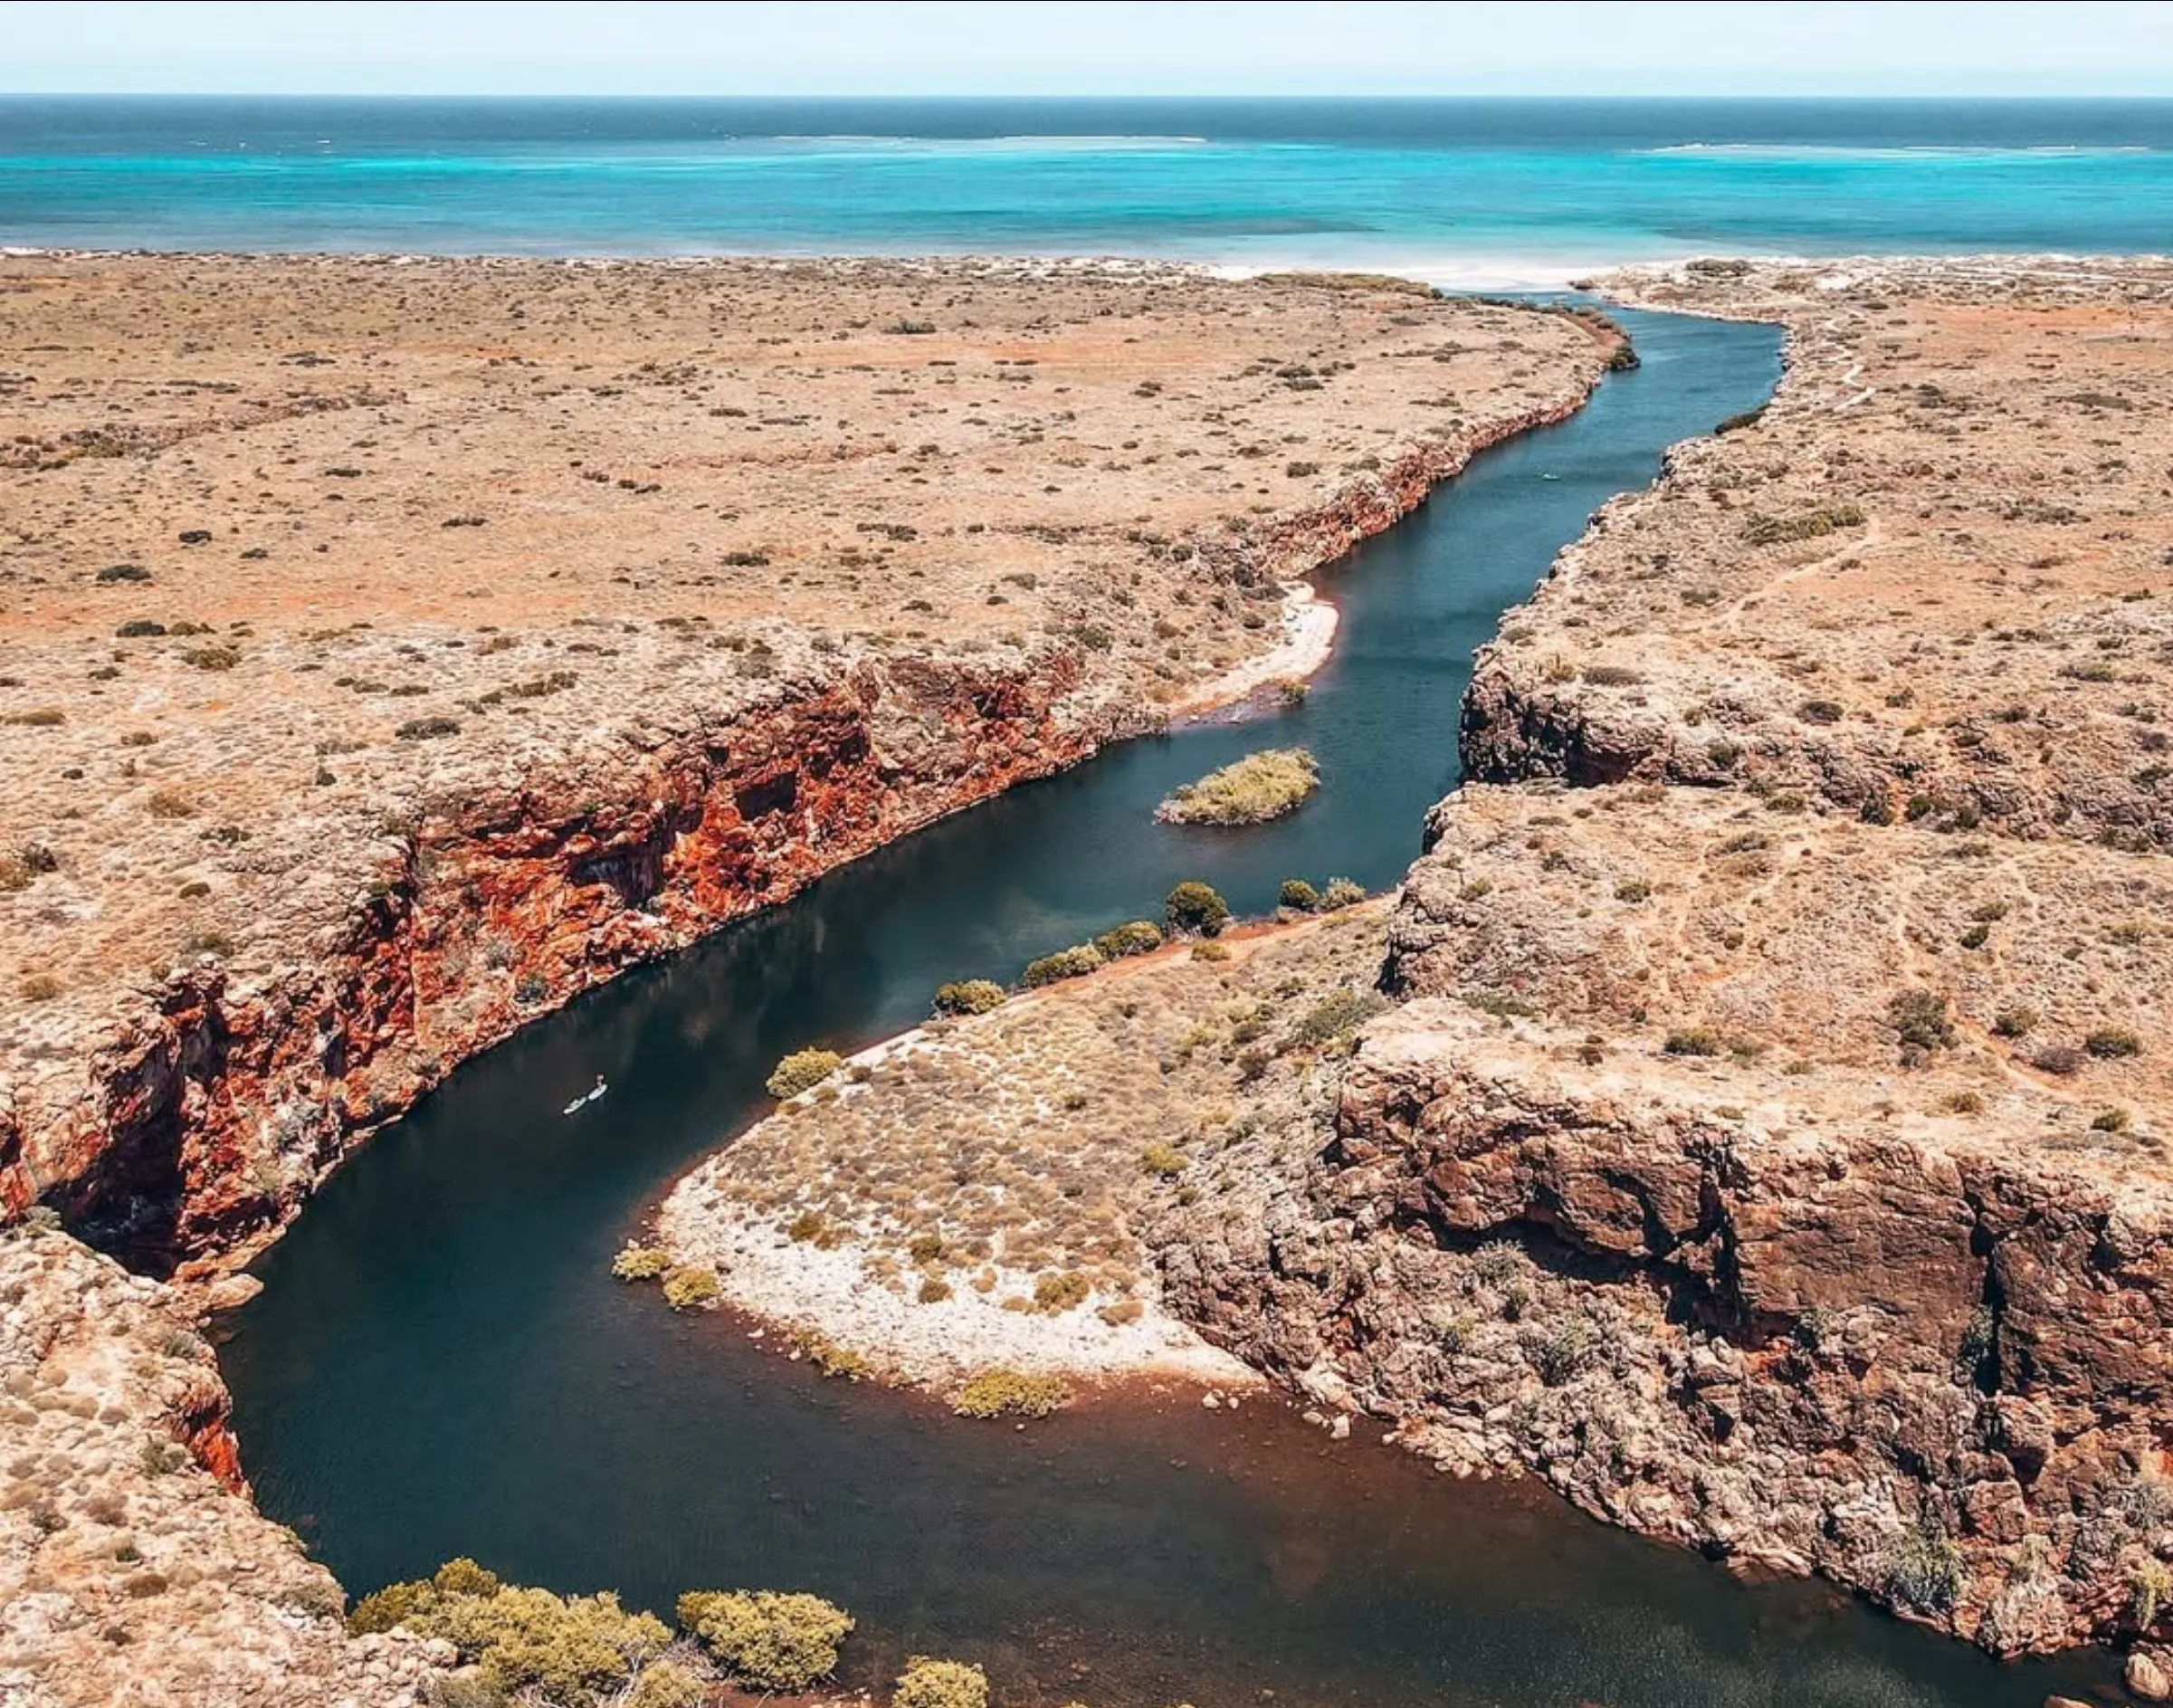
[9,89,2173,101]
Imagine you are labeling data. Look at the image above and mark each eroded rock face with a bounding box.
[1164,996,2173,1654]
[0,1219,447,1705]
[1159,261,2173,1656]
[7,650,1110,1272]
[1463,257,2173,851]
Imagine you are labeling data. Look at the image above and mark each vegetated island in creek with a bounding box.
[642,255,2173,1675]
[0,253,1631,1708]
[1154,744,1320,825]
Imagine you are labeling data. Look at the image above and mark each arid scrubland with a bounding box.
[658,902,1389,1388]
[654,259,2173,1659]
[0,253,1618,1272]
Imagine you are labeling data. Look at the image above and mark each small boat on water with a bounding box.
[562,1076,608,1116]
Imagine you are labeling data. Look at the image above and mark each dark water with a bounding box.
[218,306,2111,1706]
[5,96,2172,277]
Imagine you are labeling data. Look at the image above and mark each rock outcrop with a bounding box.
[1158,260,2173,1656]
[0,1216,448,1705]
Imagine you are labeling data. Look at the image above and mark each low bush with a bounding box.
[767,1048,843,1099]
[1139,1141,1187,1178]
[1887,990,1956,1054]
[895,1657,990,1708]
[677,1589,853,1688]
[932,979,1005,1016]
[1742,503,1866,547]
[348,1560,669,1707]
[2086,1026,2143,1059]
[1663,1026,1723,1057]
[1283,989,1387,1050]
[1279,878,1320,912]
[952,1369,1070,1419]
[1034,1271,1091,1313]
[1320,876,1366,910]
[625,1660,705,1708]
[1165,881,1230,937]
[1158,748,1319,825]
[610,1245,671,1282]
[1093,920,1164,959]
[1882,1520,1964,1615]
[660,1266,720,1311]
[1024,944,1105,988]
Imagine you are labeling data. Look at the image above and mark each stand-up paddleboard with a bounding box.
[562,1077,607,1116]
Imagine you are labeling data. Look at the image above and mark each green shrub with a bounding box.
[767,1048,843,1099]
[2085,1026,2143,1059]
[1024,944,1104,987]
[1158,748,1319,825]
[1320,876,1366,910]
[1882,1520,1964,1614]
[349,1578,434,1636]
[434,1560,504,1598]
[661,1266,720,1311]
[1279,879,1320,912]
[610,1245,671,1282]
[349,1561,666,1707]
[952,1369,1071,1419]
[1283,989,1387,1051]
[1093,920,1164,959]
[1034,1271,1091,1313]
[1165,881,1229,937]
[1887,990,1956,1053]
[932,979,1005,1016]
[1190,940,1231,962]
[895,1657,990,1708]
[396,715,462,741]
[1742,503,1866,547]
[791,1329,872,1379]
[677,1589,853,1688]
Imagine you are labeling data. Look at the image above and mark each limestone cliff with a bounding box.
[0,1217,448,1705]
[1158,258,2173,1656]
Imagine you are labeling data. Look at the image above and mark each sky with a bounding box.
[4,0,2170,97]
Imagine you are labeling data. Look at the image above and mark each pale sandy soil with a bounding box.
[656,907,1389,1388]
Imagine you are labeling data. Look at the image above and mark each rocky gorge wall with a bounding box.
[0,374,1614,1284]
[1158,258,2173,1658]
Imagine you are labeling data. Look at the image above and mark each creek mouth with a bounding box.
[215,305,2112,1706]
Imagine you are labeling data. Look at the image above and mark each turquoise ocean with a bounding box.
[2,96,2169,281]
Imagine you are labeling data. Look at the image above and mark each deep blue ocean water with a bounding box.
[3,96,2169,280]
